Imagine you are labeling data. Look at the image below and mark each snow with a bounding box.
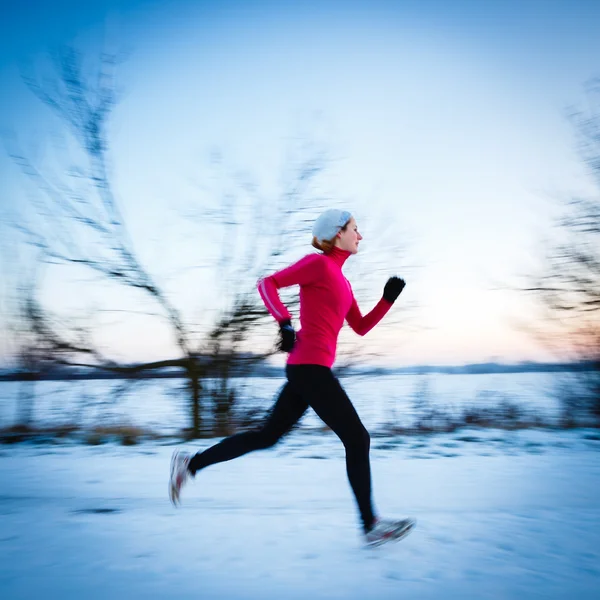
[1,428,599,599]
[0,371,563,434]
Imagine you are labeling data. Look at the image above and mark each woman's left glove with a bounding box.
[383,276,406,303]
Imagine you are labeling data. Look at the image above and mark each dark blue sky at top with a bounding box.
[2,0,600,63]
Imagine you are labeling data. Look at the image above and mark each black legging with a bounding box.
[188,364,376,531]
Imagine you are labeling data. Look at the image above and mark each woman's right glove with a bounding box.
[278,319,296,352]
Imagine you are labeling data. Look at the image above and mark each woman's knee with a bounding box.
[345,426,370,456]
[360,427,371,453]
[252,428,280,450]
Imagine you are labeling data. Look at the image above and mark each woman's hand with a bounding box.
[278,319,296,352]
[383,277,406,303]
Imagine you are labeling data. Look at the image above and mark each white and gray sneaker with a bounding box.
[365,517,416,547]
[169,450,192,507]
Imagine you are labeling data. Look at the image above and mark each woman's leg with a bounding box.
[188,382,308,475]
[287,365,376,531]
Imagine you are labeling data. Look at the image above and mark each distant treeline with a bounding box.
[0,360,594,382]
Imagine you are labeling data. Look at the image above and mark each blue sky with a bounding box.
[1,0,600,366]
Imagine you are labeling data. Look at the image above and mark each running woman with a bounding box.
[170,209,414,546]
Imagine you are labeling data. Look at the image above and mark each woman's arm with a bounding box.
[346,276,405,335]
[257,254,322,322]
[345,295,393,336]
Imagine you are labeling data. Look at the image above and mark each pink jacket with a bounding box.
[258,246,392,367]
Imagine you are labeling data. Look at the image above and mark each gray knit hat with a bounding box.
[312,209,352,244]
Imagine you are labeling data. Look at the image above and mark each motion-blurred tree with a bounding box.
[527,80,600,425]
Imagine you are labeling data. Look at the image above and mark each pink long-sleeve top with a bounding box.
[257,246,393,368]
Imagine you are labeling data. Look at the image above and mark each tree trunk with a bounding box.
[189,374,201,437]
[16,375,36,427]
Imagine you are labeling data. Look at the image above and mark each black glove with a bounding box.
[383,276,406,303]
[278,319,296,353]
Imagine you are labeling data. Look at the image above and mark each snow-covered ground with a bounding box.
[1,428,599,599]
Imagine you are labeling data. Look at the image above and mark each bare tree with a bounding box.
[4,48,299,435]
[526,80,600,424]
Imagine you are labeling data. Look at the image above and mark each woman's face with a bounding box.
[336,217,363,254]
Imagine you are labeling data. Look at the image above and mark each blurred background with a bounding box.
[0,0,598,439]
[1,3,600,599]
